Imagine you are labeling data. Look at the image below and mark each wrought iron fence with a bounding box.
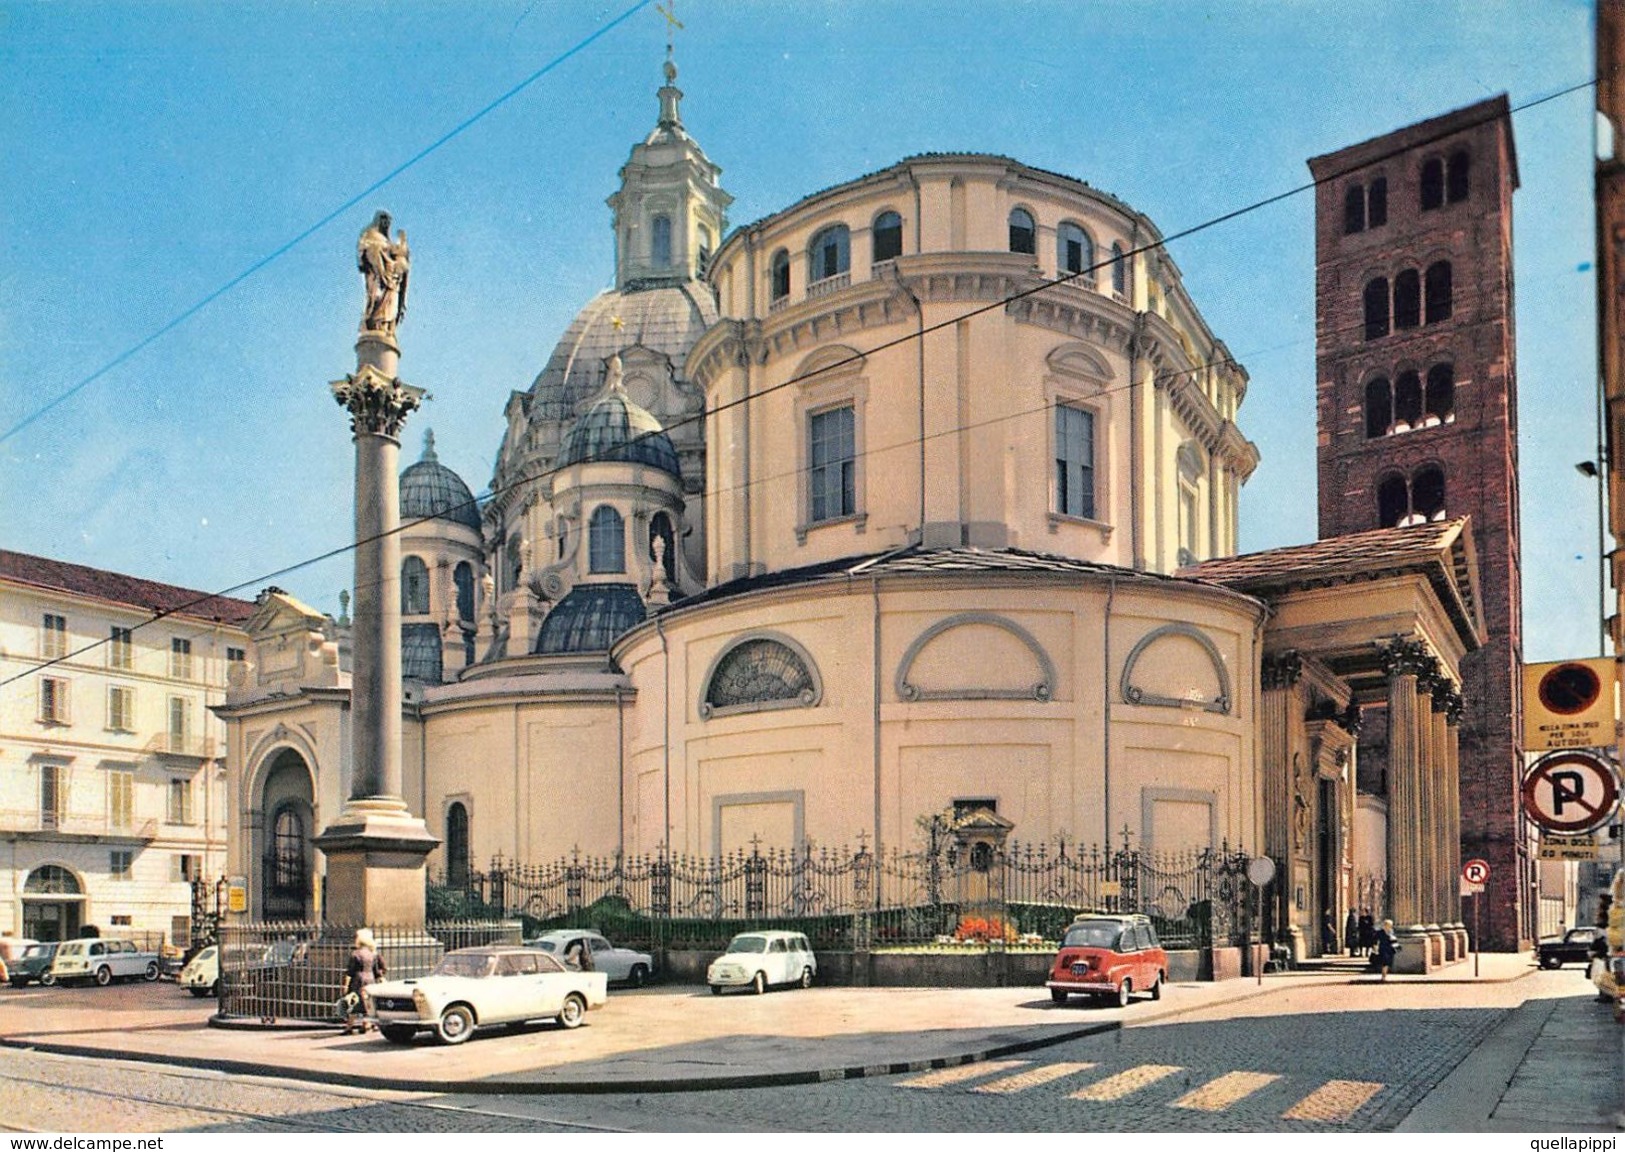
[217,919,522,1022]
[436,837,1253,955]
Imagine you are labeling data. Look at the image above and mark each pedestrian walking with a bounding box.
[1357,910,1375,956]
[1373,918,1398,981]
[1343,909,1358,957]
[342,927,386,1034]
[1320,913,1337,954]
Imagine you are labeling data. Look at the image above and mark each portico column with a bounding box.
[1430,681,1456,959]
[1444,690,1468,954]
[1260,652,1302,952]
[1381,639,1429,930]
[1416,665,1439,928]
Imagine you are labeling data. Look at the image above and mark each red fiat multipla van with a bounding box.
[1045,912,1168,1007]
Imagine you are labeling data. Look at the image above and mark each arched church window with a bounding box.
[504,534,522,593]
[402,555,430,615]
[807,225,850,284]
[1393,370,1422,431]
[1057,221,1093,281]
[1367,177,1388,227]
[270,806,305,896]
[770,249,791,302]
[1343,184,1365,234]
[1110,243,1127,296]
[1008,208,1036,255]
[872,211,903,263]
[1446,149,1470,203]
[1420,157,1445,210]
[1425,363,1454,425]
[1412,466,1446,522]
[697,226,712,275]
[652,214,673,267]
[445,802,470,888]
[589,506,626,574]
[1363,278,1389,340]
[649,512,678,585]
[454,562,475,623]
[1377,474,1409,529]
[1393,269,1420,329]
[1424,261,1452,324]
[701,636,821,718]
[1364,377,1392,439]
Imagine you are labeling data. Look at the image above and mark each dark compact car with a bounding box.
[1046,913,1168,1007]
[9,942,61,987]
[1535,926,1604,969]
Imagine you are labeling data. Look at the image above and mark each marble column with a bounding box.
[1380,640,1430,948]
[314,213,440,929]
[1260,652,1301,954]
[1430,680,1457,960]
[1444,690,1468,956]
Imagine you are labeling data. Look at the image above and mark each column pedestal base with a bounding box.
[314,798,440,928]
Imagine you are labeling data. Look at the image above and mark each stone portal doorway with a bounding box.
[23,865,84,941]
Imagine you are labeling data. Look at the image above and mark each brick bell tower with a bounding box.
[1308,95,1529,951]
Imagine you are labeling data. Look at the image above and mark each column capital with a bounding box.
[1379,636,1433,681]
[1261,650,1303,691]
[332,365,424,440]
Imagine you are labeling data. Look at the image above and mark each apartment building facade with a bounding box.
[0,550,253,945]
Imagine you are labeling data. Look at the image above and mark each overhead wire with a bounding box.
[0,77,1595,687]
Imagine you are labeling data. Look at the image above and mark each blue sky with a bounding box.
[0,0,1599,659]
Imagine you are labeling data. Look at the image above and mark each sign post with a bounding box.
[1462,858,1490,978]
[1247,856,1276,985]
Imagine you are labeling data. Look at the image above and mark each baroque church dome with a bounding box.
[526,282,718,425]
[559,356,682,476]
[400,431,481,531]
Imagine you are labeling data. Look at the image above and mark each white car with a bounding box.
[524,930,655,986]
[707,930,816,995]
[50,938,162,986]
[178,945,219,997]
[368,945,609,1045]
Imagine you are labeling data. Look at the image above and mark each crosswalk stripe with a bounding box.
[1068,1063,1184,1101]
[1281,1079,1384,1122]
[972,1062,1098,1094]
[897,1060,1029,1089]
[1171,1071,1282,1111]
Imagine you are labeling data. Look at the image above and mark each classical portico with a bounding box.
[1188,519,1483,970]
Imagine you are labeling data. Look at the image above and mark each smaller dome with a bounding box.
[400,431,481,531]
[560,358,682,476]
[536,583,646,654]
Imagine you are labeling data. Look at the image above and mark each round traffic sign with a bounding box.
[1537,662,1604,715]
[1461,858,1490,884]
[1521,750,1621,834]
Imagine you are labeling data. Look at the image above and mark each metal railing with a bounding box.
[217,920,522,1022]
[0,807,158,840]
[438,836,1253,956]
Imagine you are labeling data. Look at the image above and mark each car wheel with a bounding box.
[558,993,587,1030]
[188,986,209,998]
[94,966,113,987]
[1150,973,1163,1001]
[144,962,160,982]
[1050,988,1069,1005]
[1539,954,1561,970]
[628,964,648,989]
[437,1003,476,1045]
[799,966,813,989]
[752,970,766,995]
[1115,979,1131,1008]
[40,972,55,987]
[709,984,722,996]
[209,979,220,997]
[381,1025,418,1045]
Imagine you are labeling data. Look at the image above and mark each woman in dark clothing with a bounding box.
[343,927,387,1034]
[1373,918,1398,981]
[1343,910,1359,957]
[1357,910,1375,956]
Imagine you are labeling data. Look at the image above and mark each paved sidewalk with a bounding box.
[0,951,1617,1127]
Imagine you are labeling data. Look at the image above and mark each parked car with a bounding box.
[1046,913,1168,1007]
[50,938,162,986]
[524,930,654,986]
[178,945,220,997]
[368,945,609,1045]
[1536,926,1604,969]
[9,942,59,988]
[706,930,816,995]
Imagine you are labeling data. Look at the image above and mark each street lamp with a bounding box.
[1576,458,1607,656]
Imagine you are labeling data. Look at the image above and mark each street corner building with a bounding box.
[211,56,1515,969]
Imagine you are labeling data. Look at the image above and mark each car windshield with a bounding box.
[1063,921,1126,949]
[725,935,768,954]
[434,952,496,979]
[24,945,50,959]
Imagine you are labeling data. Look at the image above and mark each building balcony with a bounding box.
[146,733,217,759]
[0,808,159,842]
[806,272,850,299]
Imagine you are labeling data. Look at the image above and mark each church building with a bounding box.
[217,55,1492,966]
